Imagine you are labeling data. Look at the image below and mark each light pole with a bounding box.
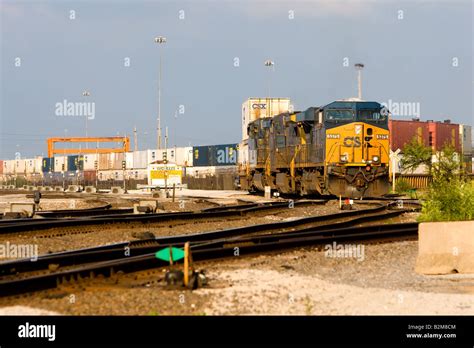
[63,129,67,189]
[354,63,364,100]
[264,59,275,99]
[172,108,178,148]
[82,90,90,148]
[154,36,167,150]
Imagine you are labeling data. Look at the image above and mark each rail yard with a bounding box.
[0,186,472,316]
[1,1,473,346]
[1,95,472,318]
[0,95,473,317]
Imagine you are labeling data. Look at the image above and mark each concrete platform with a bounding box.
[416,221,474,274]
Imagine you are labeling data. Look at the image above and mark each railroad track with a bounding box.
[0,204,417,296]
[0,199,327,235]
[35,207,134,218]
[0,204,406,275]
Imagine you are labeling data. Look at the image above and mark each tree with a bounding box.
[430,144,461,184]
[400,136,432,173]
[402,137,473,221]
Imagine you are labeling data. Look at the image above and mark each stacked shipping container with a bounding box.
[389,120,462,153]
[53,156,67,173]
[83,154,97,171]
[42,157,54,172]
[133,150,148,169]
[241,98,291,140]
[427,120,461,152]
[192,144,238,167]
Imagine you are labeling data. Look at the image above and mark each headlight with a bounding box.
[340,154,348,162]
[372,156,379,162]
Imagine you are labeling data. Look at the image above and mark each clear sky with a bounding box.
[1,0,472,159]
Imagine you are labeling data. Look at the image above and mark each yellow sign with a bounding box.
[150,169,182,180]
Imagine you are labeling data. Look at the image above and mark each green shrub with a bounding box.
[395,179,413,193]
[418,179,474,222]
[15,177,27,188]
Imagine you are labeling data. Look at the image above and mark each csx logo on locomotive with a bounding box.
[252,103,266,109]
[343,136,361,147]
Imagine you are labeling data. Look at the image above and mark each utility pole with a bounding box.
[82,90,91,148]
[133,125,138,151]
[354,63,364,100]
[154,36,167,150]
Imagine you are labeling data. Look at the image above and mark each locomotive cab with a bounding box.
[323,101,390,197]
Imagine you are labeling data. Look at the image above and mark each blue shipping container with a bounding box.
[193,146,210,167]
[67,155,84,171]
[42,157,54,173]
[193,144,238,167]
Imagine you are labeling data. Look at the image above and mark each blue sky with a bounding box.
[0,0,472,158]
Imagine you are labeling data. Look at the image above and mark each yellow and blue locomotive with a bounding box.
[240,100,390,198]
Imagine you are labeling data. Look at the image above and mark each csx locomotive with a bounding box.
[240,100,391,198]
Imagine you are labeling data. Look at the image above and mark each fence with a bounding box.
[183,174,236,190]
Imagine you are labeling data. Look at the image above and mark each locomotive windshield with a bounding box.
[325,109,354,121]
[357,109,386,121]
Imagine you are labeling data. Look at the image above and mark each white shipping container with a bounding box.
[25,158,42,174]
[110,170,123,181]
[98,169,148,181]
[35,157,43,173]
[53,156,67,173]
[147,149,159,165]
[125,169,148,180]
[83,154,98,171]
[157,148,177,164]
[110,152,125,170]
[132,150,148,169]
[15,159,27,174]
[98,170,114,181]
[185,166,217,177]
[241,98,291,140]
[125,152,134,169]
[174,146,193,167]
[3,160,15,175]
[148,147,193,166]
[154,149,167,163]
